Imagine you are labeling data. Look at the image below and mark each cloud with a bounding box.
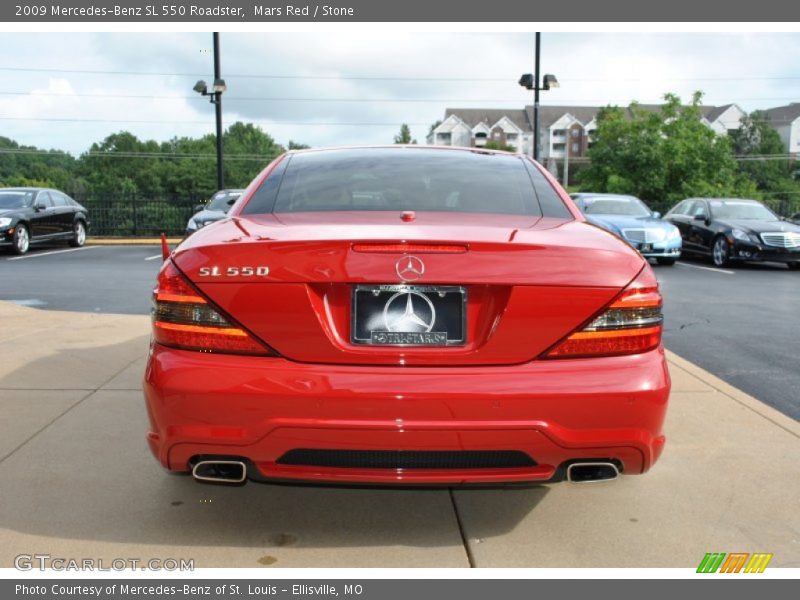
[0,32,798,155]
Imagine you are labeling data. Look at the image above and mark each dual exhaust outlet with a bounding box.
[189,458,620,485]
[566,461,620,483]
[191,459,247,485]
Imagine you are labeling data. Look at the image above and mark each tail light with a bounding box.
[152,260,274,356]
[544,267,663,359]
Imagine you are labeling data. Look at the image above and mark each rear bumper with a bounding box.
[143,343,670,484]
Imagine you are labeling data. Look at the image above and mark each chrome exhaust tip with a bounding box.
[191,460,247,484]
[566,462,620,483]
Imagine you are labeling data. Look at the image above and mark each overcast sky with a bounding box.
[2,32,799,155]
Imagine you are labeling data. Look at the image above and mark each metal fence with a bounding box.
[75,194,200,237]
[72,191,800,238]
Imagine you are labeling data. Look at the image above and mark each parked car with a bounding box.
[664,198,800,269]
[185,189,244,235]
[0,187,89,255]
[144,146,670,486]
[570,193,682,265]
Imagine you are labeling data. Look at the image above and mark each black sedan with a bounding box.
[664,198,800,269]
[0,187,89,255]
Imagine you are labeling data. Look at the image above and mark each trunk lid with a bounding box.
[173,212,644,366]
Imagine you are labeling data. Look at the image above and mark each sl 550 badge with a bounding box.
[198,266,270,277]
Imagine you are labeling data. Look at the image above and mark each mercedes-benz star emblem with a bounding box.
[395,256,425,282]
[383,291,436,333]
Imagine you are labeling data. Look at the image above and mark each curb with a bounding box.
[666,349,800,437]
[86,238,182,246]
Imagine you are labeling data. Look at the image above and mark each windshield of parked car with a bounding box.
[581,196,652,217]
[710,200,776,220]
[260,148,549,216]
[0,191,34,209]
[206,191,242,212]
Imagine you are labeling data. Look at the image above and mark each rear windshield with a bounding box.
[582,196,651,217]
[245,148,564,217]
[709,200,776,221]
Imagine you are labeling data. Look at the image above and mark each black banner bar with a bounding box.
[3,0,799,22]
[4,579,796,600]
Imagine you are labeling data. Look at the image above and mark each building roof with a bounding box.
[443,103,744,134]
[761,103,800,125]
[444,108,532,132]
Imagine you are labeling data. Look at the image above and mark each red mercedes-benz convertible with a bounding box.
[143,146,670,485]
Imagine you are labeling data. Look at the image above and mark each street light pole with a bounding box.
[518,34,558,164]
[533,32,541,162]
[213,32,224,191]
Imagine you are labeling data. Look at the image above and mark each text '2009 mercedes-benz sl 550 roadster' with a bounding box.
[143,146,670,486]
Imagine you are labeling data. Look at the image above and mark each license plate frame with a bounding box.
[351,284,467,347]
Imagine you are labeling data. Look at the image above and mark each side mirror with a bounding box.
[193,204,205,213]
[693,214,707,222]
[652,211,661,219]
[226,197,237,206]
[34,203,47,211]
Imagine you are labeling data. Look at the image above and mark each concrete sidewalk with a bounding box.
[0,301,797,568]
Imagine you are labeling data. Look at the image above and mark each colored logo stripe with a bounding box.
[697,553,773,573]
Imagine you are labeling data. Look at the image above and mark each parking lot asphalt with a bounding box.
[0,301,798,568]
[2,244,798,420]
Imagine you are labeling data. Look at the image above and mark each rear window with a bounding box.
[244,148,567,217]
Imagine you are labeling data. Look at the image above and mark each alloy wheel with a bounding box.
[15,226,29,254]
[75,222,86,245]
[712,237,728,267]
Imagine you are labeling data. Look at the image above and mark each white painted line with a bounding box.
[6,246,100,261]
[144,254,163,261]
[676,261,734,275]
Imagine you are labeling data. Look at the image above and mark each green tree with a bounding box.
[222,121,284,190]
[729,110,799,213]
[78,131,164,197]
[394,124,417,144]
[0,136,78,192]
[288,140,311,150]
[484,141,516,152]
[580,93,756,213]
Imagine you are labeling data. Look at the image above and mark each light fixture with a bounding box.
[543,74,560,90]
[193,80,208,95]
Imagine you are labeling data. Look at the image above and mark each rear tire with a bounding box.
[711,236,730,268]
[12,223,30,255]
[69,220,86,247]
[656,258,676,266]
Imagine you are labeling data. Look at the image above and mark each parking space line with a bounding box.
[6,246,100,261]
[676,261,734,275]
[144,254,163,261]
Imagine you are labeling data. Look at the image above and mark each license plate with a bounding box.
[640,243,653,252]
[352,285,466,346]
